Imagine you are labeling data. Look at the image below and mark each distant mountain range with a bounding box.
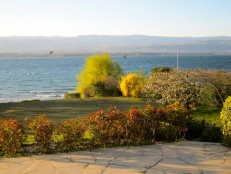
[1,35,231,56]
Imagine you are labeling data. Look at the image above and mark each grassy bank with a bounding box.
[0,97,146,122]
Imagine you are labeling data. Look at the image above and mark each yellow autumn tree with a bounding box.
[76,54,122,97]
[120,73,144,98]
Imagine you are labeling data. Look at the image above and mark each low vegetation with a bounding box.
[0,102,192,157]
[220,96,231,147]
[64,92,81,99]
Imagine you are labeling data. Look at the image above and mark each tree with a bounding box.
[76,54,123,97]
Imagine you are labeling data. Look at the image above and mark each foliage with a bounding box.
[220,96,231,147]
[86,107,127,146]
[142,70,200,109]
[192,106,221,126]
[151,66,172,74]
[85,102,190,146]
[194,70,231,107]
[56,118,85,152]
[92,76,121,97]
[0,98,225,156]
[143,69,231,108]
[0,118,25,157]
[29,115,56,153]
[76,54,123,97]
[186,119,222,142]
[64,92,81,99]
[120,73,145,98]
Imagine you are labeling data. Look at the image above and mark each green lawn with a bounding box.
[0,98,221,125]
[0,97,146,122]
[192,106,221,125]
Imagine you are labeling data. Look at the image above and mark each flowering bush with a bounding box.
[0,118,25,157]
[220,96,231,147]
[120,73,144,97]
[142,70,200,109]
[29,115,56,153]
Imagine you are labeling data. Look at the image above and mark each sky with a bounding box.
[0,0,231,37]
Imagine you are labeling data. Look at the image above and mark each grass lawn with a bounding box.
[0,98,221,125]
[0,97,146,122]
[192,106,221,125]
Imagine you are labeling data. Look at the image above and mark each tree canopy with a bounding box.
[76,54,122,97]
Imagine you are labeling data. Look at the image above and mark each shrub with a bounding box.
[0,118,25,157]
[92,76,121,97]
[76,54,123,97]
[120,73,144,98]
[56,118,85,152]
[87,107,127,147]
[151,66,172,74]
[29,115,56,153]
[126,104,166,144]
[186,119,222,142]
[220,96,231,147]
[142,70,200,109]
[64,92,81,99]
[85,102,190,147]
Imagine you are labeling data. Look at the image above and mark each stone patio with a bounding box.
[0,141,230,174]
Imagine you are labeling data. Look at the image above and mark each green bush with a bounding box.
[196,70,231,107]
[64,92,81,99]
[92,76,121,97]
[29,115,56,153]
[0,118,25,157]
[186,119,222,142]
[151,66,172,74]
[220,96,231,147]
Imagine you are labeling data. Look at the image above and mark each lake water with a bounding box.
[0,54,231,103]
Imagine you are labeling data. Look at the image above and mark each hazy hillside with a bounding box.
[1,35,231,56]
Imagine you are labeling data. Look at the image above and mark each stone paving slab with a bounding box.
[0,141,230,174]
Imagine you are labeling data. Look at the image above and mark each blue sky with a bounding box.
[0,0,231,37]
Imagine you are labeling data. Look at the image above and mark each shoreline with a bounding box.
[0,97,62,104]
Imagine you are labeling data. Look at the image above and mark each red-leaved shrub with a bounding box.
[29,115,56,153]
[56,118,85,152]
[0,118,25,157]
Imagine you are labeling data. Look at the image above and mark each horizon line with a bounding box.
[0,34,231,38]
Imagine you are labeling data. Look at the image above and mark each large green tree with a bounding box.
[76,54,123,97]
